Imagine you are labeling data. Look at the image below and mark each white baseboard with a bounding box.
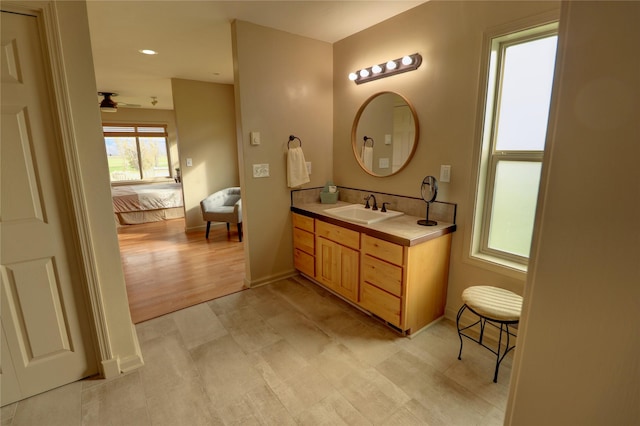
[100,358,120,379]
[118,353,145,374]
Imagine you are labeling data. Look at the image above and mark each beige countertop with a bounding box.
[291,201,456,247]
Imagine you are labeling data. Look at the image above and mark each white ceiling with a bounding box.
[87,0,426,110]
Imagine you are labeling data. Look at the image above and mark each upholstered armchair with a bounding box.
[200,187,242,241]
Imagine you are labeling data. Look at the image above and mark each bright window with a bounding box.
[103,124,170,182]
[473,24,558,268]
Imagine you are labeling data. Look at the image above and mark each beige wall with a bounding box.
[333,1,560,318]
[100,108,179,177]
[171,79,238,230]
[44,3,640,418]
[53,1,141,373]
[232,21,333,286]
[506,1,640,424]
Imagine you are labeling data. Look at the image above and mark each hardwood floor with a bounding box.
[117,218,246,323]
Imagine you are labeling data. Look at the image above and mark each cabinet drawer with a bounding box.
[293,227,314,255]
[293,213,314,233]
[361,255,402,297]
[361,234,404,266]
[360,282,401,326]
[316,220,359,250]
[294,249,315,277]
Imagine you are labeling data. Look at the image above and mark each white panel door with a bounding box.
[392,105,414,173]
[1,10,98,406]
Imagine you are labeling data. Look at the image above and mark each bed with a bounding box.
[111,182,184,225]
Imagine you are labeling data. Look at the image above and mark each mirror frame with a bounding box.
[351,91,420,177]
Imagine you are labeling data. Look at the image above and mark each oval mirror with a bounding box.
[351,91,419,177]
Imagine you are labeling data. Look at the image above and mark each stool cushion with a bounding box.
[462,286,523,322]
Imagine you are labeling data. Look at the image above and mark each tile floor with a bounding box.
[2,276,513,426]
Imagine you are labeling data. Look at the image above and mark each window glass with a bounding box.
[495,36,557,151]
[103,124,170,182]
[106,137,140,181]
[488,161,542,257]
[140,137,169,179]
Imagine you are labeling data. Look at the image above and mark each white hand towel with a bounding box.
[361,145,373,170]
[287,146,310,188]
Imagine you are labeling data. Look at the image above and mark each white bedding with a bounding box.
[111,183,184,213]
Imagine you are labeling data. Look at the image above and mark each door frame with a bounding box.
[2,1,115,377]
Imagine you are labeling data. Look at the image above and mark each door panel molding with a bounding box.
[2,258,72,363]
[2,106,46,222]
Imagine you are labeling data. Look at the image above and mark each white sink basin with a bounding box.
[324,204,404,224]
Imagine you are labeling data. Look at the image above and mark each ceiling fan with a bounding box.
[98,92,141,112]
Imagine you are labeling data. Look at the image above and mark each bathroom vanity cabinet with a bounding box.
[291,209,454,335]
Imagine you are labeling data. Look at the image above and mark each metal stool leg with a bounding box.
[493,322,505,383]
[456,304,467,360]
[493,322,516,383]
[456,304,518,383]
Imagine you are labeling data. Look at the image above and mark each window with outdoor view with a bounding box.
[103,124,170,182]
[473,23,558,269]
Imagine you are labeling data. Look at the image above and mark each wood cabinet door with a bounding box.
[316,237,339,290]
[315,237,359,302]
[336,244,359,302]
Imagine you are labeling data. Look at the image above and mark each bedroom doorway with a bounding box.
[117,218,246,323]
[102,119,247,323]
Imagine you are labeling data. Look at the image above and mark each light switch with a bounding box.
[250,131,261,146]
[186,158,193,167]
[440,164,451,183]
[306,162,311,175]
[385,134,392,145]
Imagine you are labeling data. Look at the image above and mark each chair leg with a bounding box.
[226,223,230,233]
[205,222,211,239]
[237,223,242,242]
[456,304,467,360]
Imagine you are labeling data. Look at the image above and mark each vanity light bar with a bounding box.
[349,53,422,84]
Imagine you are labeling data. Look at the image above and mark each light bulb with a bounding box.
[348,72,358,81]
[402,55,413,65]
[372,64,382,74]
[386,60,397,70]
[359,69,370,78]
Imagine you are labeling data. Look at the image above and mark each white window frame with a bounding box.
[469,20,559,275]
[103,123,171,183]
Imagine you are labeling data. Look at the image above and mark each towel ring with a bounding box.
[363,136,374,147]
[288,135,302,149]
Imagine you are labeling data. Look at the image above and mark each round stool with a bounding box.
[456,285,523,382]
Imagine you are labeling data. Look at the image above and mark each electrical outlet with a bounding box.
[440,164,451,183]
[252,163,269,178]
[186,158,193,167]
[306,162,311,175]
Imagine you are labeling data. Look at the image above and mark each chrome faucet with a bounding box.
[365,194,378,210]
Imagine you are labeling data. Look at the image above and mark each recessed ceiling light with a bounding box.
[138,49,158,55]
